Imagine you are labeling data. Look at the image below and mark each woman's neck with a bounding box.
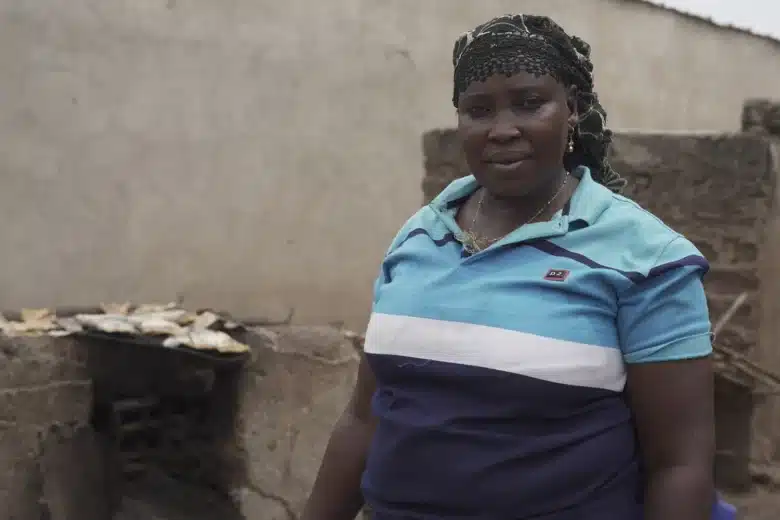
[481,170,577,226]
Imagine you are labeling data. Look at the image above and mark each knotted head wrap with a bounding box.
[452,14,626,193]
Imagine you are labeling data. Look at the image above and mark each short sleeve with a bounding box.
[618,236,713,364]
[372,269,385,307]
[371,214,419,308]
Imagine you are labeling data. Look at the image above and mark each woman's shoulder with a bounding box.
[597,192,707,272]
[383,177,475,253]
[382,205,441,255]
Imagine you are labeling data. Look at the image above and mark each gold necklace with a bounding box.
[461,171,570,254]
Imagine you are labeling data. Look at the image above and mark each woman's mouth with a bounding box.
[486,156,531,169]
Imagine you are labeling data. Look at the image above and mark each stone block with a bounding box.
[0,336,93,520]
[235,326,359,518]
[421,129,467,204]
[742,99,780,136]
[39,424,112,520]
[0,335,89,389]
[114,469,243,520]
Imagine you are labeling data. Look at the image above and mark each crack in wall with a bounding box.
[238,482,298,520]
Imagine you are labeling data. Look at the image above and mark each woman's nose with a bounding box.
[487,110,522,142]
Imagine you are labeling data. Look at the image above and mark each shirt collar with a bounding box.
[430,165,613,228]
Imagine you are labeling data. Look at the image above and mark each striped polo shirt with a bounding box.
[361,166,713,519]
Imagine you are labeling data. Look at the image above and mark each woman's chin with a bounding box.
[479,162,540,197]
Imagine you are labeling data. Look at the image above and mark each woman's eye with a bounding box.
[516,98,543,110]
[465,106,492,118]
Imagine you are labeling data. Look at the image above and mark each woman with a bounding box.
[302,14,735,520]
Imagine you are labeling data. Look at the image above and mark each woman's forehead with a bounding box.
[460,71,563,98]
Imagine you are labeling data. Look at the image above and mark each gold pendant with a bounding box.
[460,232,483,254]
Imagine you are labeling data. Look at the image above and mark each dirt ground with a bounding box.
[723,489,780,519]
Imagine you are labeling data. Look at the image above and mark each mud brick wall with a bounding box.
[0,336,109,520]
[0,326,360,520]
[422,129,467,206]
[741,100,780,462]
[609,133,775,355]
[743,99,780,136]
[232,326,359,519]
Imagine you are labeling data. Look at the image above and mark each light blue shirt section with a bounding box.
[373,166,712,364]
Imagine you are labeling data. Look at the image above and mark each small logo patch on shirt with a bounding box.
[544,269,570,282]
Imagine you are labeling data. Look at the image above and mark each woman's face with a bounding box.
[457,71,577,198]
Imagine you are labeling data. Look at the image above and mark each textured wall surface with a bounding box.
[0,327,359,519]
[741,100,780,462]
[744,99,780,136]
[422,129,466,205]
[233,326,359,519]
[3,0,780,330]
[0,337,102,519]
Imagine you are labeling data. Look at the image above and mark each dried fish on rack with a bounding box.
[191,311,222,331]
[55,317,84,335]
[134,317,187,337]
[20,308,54,323]
[126,309,195,327]
[100,302,133,316]
[0,302,254,356]
[0,309,60,336]
[75,314,138,335]
[162,330,250,354]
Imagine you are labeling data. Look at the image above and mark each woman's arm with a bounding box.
[301,355,377,520]
[627,358,715,520]
[617,237,716,520]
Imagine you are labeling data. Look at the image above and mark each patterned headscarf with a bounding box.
[452,14,626,193]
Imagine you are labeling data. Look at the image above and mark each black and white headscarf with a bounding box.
[452,14,626,193]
